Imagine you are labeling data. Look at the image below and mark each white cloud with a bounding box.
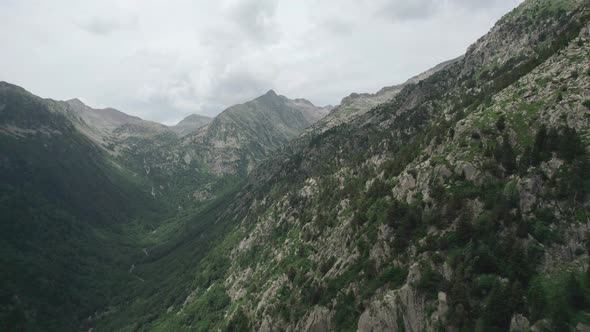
[0,0,522,124]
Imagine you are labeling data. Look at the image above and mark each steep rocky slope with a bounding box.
[93,0,590,330]
[224,1,590,331]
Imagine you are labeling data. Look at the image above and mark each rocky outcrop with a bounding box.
[510,314,530,331]
[357,264,430,332]
[297,306,333,332]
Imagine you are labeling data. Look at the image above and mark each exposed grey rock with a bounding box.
[510,314,530,332]
[541,222,590,273]
[258,316,276,332]
[576,322,590,332]
[531,319,551,332]
[432,292,449,326]
[518,175,543,214]
[454,161,478,181]
[358,263,428,332]
[297,306,333,332]
[540,158,564,179]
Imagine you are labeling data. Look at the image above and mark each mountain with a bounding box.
[170,114,213,137]
[59,97,168,148]
[182,90,331,175]
[0,82,166,331]
[3,0,590,331]
[92,0,590,331]
[103,89,330,209]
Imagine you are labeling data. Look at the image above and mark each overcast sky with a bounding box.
[0,0,522,125]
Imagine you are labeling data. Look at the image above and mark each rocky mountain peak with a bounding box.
[0,81,30,95]
[170,113,213,136]
[177,114,211,124]
[265,89,278,97]
[65,98,86,108]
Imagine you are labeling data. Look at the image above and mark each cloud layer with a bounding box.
[0,0,522,124]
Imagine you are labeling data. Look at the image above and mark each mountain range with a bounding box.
[2,0,590,331]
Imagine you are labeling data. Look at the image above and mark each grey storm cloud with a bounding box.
[0,0,522,125]
[229,0,280,43]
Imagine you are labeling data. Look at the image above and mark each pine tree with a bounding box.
[496,114,506,132]
[558,127,585,162]
[500,137,517,174]
[225,308,250,332]
[455,215,473,245]
[528,279,547,322]
[550,293,571,331]
[566,273,585,309]
[532,125,548,165]
[482,282,513,331]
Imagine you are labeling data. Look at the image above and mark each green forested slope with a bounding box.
[0,82,167,331]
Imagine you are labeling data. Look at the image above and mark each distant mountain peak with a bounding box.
[265,89,278,97]
[170,113,213,136]
[66,98,87,108]
[0,81,29,94]
[177,114,212,124]
[292,98,314,106]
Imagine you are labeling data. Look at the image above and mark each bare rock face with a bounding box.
[358,264,430,332]
[576,322,590,332]
[357,285,427,332]
[297,306,333,332]
[392,172,417,203]
[541,221,590,273]
[517,175,543,214]
[510,314,530,332]
[531,319,552,332]
[454,162,478,182]
[258,316,275,332]
[433,292,449,326]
